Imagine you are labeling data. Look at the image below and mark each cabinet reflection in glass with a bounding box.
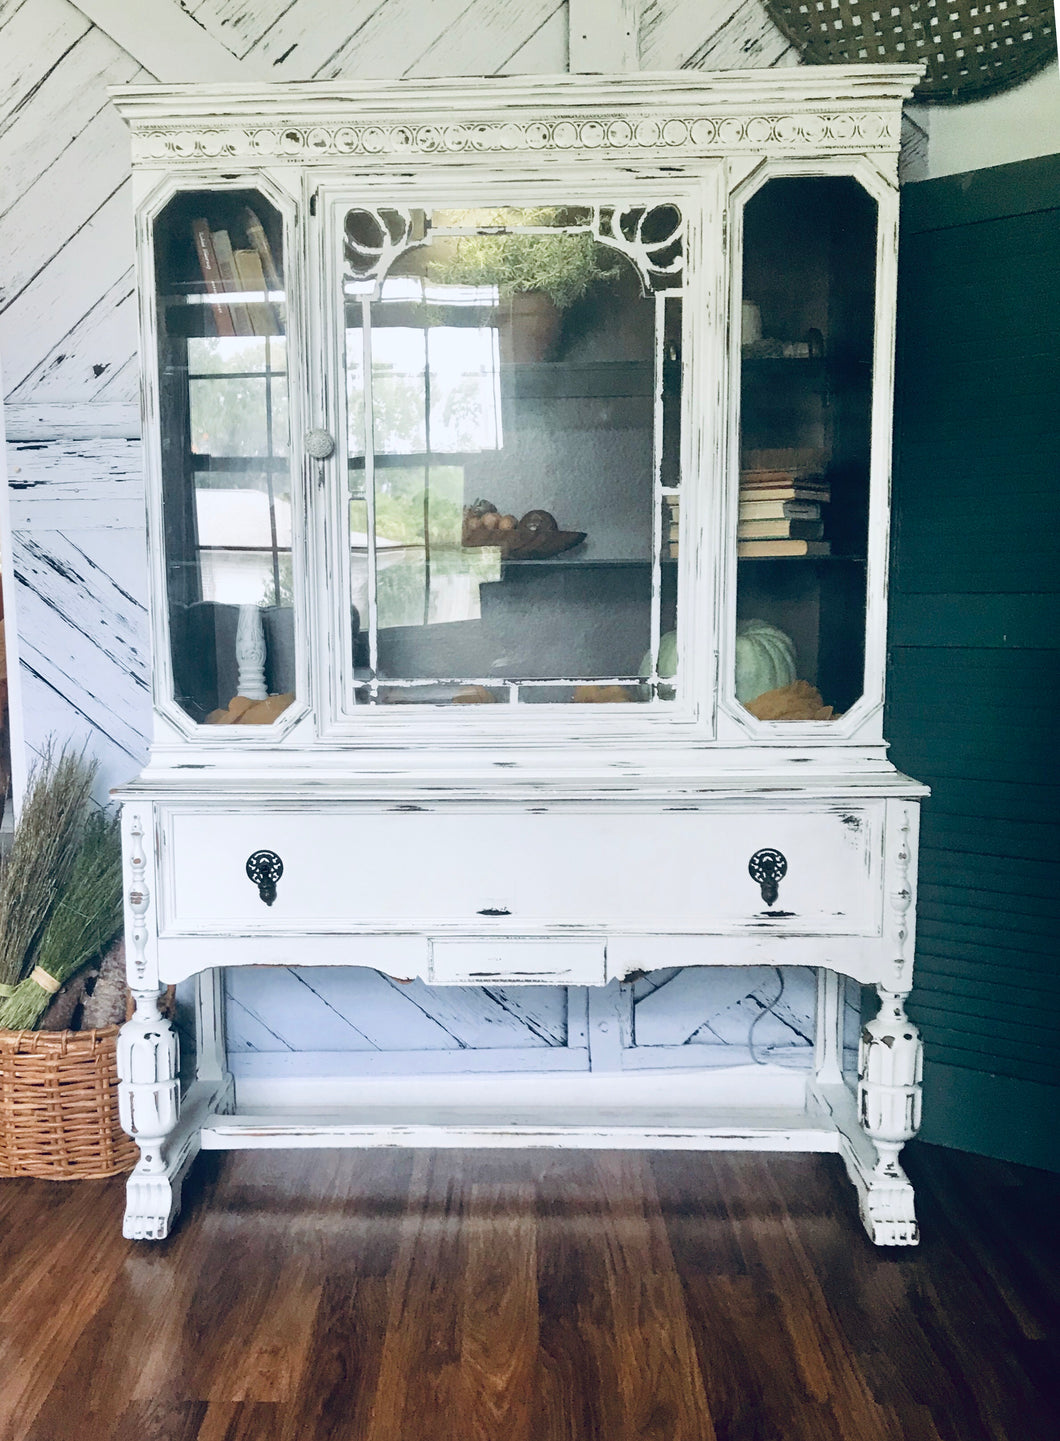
[342,204,684,707]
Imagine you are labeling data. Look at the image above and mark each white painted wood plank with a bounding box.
[634,964,778,1045]
[226,966,383,1050]
[230,1046,589,1078]
[236,1059,812,1111]
[570,0,639,72]
[68,0,260,80]
[11,528,150,759]
[408,0,561,78]
[354,975,566,1048]
[0,29,141,222]
[317,0,473,80]
[233,966,464,1051]
[308,968,570,1049]
[89,354,140,404]
[202,1108,839,1150]
[497,2,566,73]
[175,0,294,62]
[0,103,133,306]
[5,436,144,528]
[3,259,137,403]
[587,980,628,1069]
[622,1040,813,1070]
[482,984,569,1044]
[686,969,815,1049]
[246,0,387,80]
[0,182,136,397]
[18,669,147,802]
[0,0,90,127]
[225,987,298,1052]
[674,0,797,71]
[3,401,140,440]
[639,0,724,67]
[0,352,29,807]
[630,966,681,1002]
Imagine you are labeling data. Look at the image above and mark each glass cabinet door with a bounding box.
[339,204,684,709]
[152,188,295,727]
[734,175,877,723]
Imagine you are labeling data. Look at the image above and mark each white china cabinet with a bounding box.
[111,69,928,1243]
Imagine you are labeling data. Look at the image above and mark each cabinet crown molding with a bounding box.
[110,67,923,168]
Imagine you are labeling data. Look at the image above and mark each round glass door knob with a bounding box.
[304,428,336,459]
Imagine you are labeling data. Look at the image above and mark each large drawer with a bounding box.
[158,805,883,936]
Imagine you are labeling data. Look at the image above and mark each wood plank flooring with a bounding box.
[0,1143,1057,1440]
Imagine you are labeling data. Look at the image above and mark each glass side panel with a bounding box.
[342,204,683,708]
[735,176,877,722]
[153,189,294,726]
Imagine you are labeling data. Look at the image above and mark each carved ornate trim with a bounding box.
[129,111,901,166]
[887,807,915,978]
[126,815,152,984]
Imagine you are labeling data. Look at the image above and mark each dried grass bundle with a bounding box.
[0,745,97,993]
[0,810,123,1032]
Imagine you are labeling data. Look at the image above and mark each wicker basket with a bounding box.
[0,1025,138,1179]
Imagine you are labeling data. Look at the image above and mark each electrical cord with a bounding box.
[748,966,785,1065]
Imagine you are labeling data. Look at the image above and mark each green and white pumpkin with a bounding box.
[639,630,678,700]
[735,619,797,703]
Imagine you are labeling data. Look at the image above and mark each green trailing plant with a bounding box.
[0,810,124,1032]
[426,208,620,308]
[0,745,97,996]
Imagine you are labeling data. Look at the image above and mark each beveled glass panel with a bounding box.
[342,203,683,709]
[735,176,877,722]
[153,190,294,725]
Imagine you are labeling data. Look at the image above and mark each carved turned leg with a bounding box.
[117,987,182,1240]
[856,988,923,1245]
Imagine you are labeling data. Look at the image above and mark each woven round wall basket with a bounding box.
[764,0,1057,102]
[0,1026,138,1180]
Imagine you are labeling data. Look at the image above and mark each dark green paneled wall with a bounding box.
[888,154,1060,1169]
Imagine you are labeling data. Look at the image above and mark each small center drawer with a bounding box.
[429,937,606,986]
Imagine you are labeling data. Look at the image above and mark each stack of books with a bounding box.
[738,454,830,557]
[191,207,282,338]
[663,493,680,559]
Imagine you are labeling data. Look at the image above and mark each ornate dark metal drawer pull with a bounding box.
[748,848,787,906]
[246,850,284,906]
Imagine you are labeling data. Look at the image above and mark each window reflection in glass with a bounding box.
[154,190,294,725]
[342,203,682,707]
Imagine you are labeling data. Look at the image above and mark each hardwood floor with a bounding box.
[0,1143,1057,1440]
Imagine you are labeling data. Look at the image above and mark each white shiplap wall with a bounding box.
[1,0,824,1070]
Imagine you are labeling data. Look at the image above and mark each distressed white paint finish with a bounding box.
[69,0,254,81]
[158,806,884,935]
[0,352,29,807]
[570,0,640,71]
[0,0,91,128]
[8,519,149,795]
[179,0,295,61]
[3,401,141,441]
[0,103,134,307]
[0,26,142,234]
[0,0,146,401]
[497,3,568,73]
[5,435,145,525]
[640,0,797,70]
[0,187,136,402]
[109,70,926,1245]
[408,0,565,78]
[0,7,926,1232]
